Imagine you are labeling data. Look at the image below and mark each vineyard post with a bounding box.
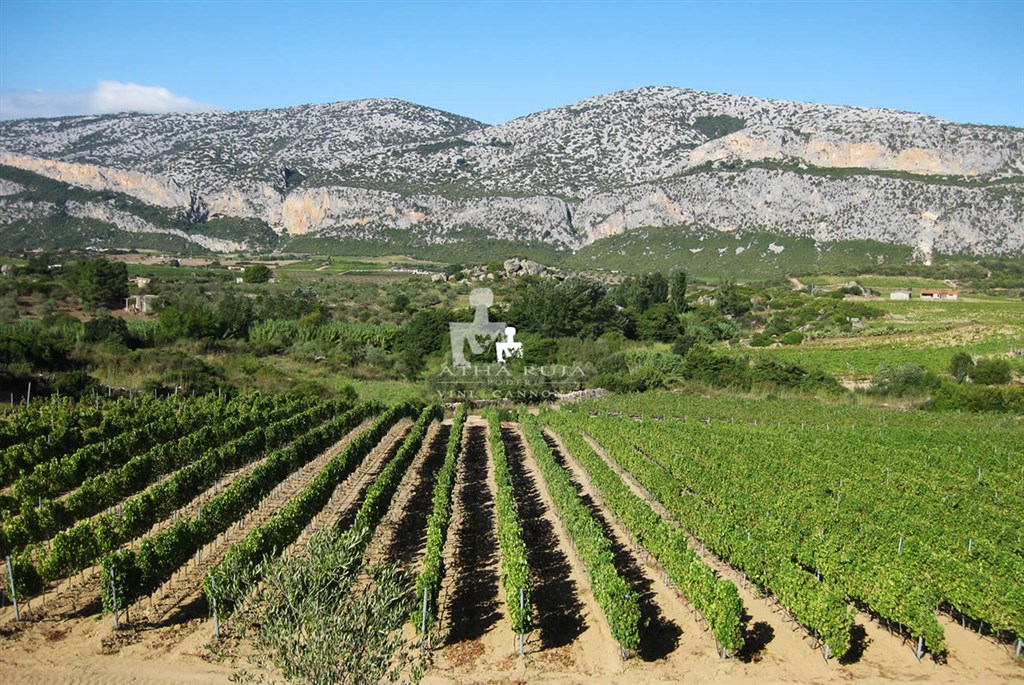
[898,537,904,554]
[109,568,120,630]
[210,575,220,638]
[1015,637,1021,658]
[915,636,924,660]
[518,588,525,656]
[420,587,428,641]
[5,555,19,621]
[26,382,31,405]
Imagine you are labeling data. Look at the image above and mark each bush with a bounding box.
[970,358,1012,385]
[781,331,805,346]
[749,332,773,347]
[242,264,272,284]
[928,382,1024,413]
[50,370,100,398]
[870,363,941,396]
[82,311,129,345]
[680,345,751,390]
[751,359,841,393]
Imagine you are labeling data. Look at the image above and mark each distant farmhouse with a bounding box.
[890,288,959,301]
[920,289,959,301]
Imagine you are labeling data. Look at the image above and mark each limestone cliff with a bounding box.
[0,87,1020,256]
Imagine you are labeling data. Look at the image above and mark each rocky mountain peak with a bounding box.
[0,87,1021,258]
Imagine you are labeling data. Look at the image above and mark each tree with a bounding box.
[670,271,688,313]
[715,280,751,318]
[215,294,253,339]
[68,259,128,309]
[398,308,454,360]
[971,358,1012,385]
[507,276,624,339]
[949,352,974,384]
[636,302,680,342]
[243,264,272,284]
[158,295,218,341]
[617,272,669,314]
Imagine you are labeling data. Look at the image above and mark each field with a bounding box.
[1,392,1021,684]
[735,294,1024,380]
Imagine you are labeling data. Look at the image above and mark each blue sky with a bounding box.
[1,0,1022,126]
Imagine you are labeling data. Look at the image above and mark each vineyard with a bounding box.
[0,392,1021,685]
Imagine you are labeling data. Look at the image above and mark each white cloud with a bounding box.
[90,80,217,115]
[0,81,219,120]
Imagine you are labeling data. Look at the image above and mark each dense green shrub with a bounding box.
[970,358,1012,385]
[781,330,805,346]
[870,363,941,396]
[82,312,129,345]
[927,382,1024,413]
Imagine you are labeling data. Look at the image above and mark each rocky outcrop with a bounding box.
[503,257,548,276]
[64,202,246,252]
[574,168,1023,256]
[0,152,190,207]
[0,86,1021,256]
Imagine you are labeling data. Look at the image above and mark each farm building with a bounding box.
[125,294,158,314]
[920,289,959,301]
[890,290,911,300]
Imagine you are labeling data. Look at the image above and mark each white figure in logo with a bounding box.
[449,288,504,366]
[496,326,523,363]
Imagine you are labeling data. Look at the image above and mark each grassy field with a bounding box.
[734,295,1024,379]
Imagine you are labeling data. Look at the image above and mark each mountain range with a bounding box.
[1,86,1022,264]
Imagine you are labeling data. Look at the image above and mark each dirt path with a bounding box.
[361,421,442,568]
[286,420,412,554]
[371,422,449,570]
[430,417,514,675]
[499,423,623,677]
[132,420,405,627]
